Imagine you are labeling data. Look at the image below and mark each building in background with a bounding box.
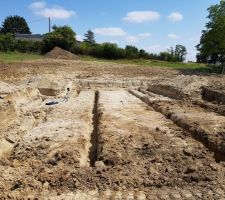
[14,33,45,42]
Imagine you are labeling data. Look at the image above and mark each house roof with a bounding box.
[14,33,44,39]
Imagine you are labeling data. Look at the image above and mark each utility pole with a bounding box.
[48,17,51,33]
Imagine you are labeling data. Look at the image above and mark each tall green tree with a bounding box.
[197,0,225,68]
[42,25,76,53]
[174,45,187,62]
[138,49,149,59]
[163,45,187,62]
[84,30,95,45]
[125,45,139,59]
[1,15,31,34]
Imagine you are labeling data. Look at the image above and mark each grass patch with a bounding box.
[80,55,222,74]
[0,52,43,62]
[0,53,222,74]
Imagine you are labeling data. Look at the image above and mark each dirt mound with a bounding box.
[148,75,208,100]
[0,81,17,96]
[45,47,79,60]
[1,59,225,198]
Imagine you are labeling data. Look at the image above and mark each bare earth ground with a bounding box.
[0,58,225,199]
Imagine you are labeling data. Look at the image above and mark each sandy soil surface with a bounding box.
[0,58,225,199]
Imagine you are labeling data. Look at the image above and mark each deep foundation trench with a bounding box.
[1,82,225,199]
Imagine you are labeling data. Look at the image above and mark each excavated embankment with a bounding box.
[0,61,225,199]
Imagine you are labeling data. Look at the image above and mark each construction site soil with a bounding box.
[45,47,80,60]
[0,58,225,199]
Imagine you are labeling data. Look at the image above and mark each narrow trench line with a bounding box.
[89,91,100,167]
[129,89,224,163]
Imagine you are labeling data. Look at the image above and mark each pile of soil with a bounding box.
[0,81,17,97]
[45,47,79,60]
[148,75,208,100]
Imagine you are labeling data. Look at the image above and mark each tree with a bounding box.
[197,0,225,72]
[174,45,187,62]
[42,25,76,53]
[95,43,125,59]
[167,47,175,57]
[158,45,187,62]
[84,30,95,45]
[138,49,149,59]
[1,15,31,34]
[125,45,139,59]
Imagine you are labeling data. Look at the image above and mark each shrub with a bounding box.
[125,45,139,59]
[0,33,15,51]
[42,25,76,54]
[15,40,42,53]
[0,33,42,53]
[91,43,126,59]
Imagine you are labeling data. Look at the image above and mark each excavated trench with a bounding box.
[89,91,100,166]
[1,81,225,199]
[129,88,225,163]
[202,86,225,105]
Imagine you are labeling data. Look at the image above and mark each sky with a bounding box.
[0,0,220,61]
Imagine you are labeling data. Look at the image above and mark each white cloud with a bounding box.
[30,1,46,10]
[37,8,75,19]
[138,33,152,38]
[93,27,127,37]
[168,12,183,22]
[92,28,152,45]
[30,1,75,20]
[168,33,179,39]
[126,35,140,44]
[123,11,160,23]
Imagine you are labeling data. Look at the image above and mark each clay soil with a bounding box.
[0,58,225,199]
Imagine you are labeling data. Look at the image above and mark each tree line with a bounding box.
[1,15,188,62]
[1,1,225,72]
[2,0,225,67]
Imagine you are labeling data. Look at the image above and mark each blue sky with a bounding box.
[0,0,219,61]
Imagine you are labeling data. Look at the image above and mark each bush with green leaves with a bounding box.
[91,43,126,59]
[0,33,42,53]
[42,25,76,53]
[138,49,149,59]
[125,45,139,59]
[15,40,42,53]
[0,33,15,51]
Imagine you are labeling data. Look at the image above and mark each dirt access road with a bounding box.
[0,58,225,199]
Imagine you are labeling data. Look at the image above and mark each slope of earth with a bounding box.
[130,89,225,161]
[0,89,224,199]
[0,59,225,199]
